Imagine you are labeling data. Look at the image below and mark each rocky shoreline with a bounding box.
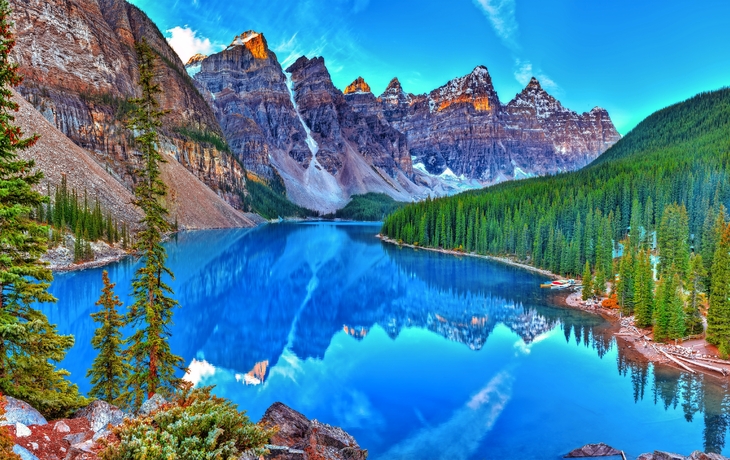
[377,234,730,380]
[42,236,132,272]
[3,395,367,460]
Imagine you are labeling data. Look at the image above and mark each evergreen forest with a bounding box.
[382,88,730,352]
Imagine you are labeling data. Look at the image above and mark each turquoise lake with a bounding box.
[40,222,730,459]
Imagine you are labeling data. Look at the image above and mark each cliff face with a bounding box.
[10,0,247,209]
[373,69,621,183]
[191,35,425,213]
[13,88,255,230]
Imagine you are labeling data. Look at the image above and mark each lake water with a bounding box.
[41,222,730,459]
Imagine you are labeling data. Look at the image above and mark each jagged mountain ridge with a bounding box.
[10,0,620,218]
[189,33,428,213]
[189,31,619,211]
[350,69,621,183]
[10,0,248,212]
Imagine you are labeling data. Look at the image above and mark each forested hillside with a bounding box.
[382,87,730,351]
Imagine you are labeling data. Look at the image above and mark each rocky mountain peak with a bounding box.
[186,53,207,67]
[383,77,403,94]
[185,53,207,77]
[428,65,498,113]
[508,77,567,118]
[287,55,326,75]
[379,77,412,105]
[227,30,268,59]
[527,76,542,89]
[344,76,371,94]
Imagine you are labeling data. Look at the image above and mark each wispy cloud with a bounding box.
[166,26,221,63]
[514,59,559,92]
[273,32,328,70]
[471,1,561,92]
[379,370,514,459]
[472,0,519,49]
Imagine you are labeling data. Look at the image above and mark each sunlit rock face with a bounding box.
[190,35,426,213]
[369,67,622,184]
[344,76,372,95]
[10,0,247,210]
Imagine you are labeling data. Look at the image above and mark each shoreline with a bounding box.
[376,234,561,280]
[49,251,133,272]
[377,234,730,379]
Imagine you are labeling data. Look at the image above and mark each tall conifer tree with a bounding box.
[708,223,730,357]
[88,271,129,406]
[685,253,706,335]
[582,261,593,301]
[124,39,183,409]
[0,0,84,418]
[634,250,655,328]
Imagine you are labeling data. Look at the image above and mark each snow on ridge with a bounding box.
[227,31,261,49]
[412,162,483,195]
[186,63,201,78]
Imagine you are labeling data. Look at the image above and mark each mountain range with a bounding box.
[10,0,621,220]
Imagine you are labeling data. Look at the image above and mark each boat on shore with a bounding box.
[540,279,577,289]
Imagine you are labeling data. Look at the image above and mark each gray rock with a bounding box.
[15,422,31,437]
[636,452,730,460]
[138,394,168,416]
[260,402,367,460]
[1,396,47,426]
[565,442,623,457]
[72,399,125,432]
[64,439,95,460]
[54,421,71,433]
[12,445,39,460]
[63,432,87,445]
[259,445,305,460]
[688,452,730,460]
[92,428,111,441]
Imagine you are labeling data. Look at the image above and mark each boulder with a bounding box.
[1,396,47,426]
[15,422,31,438]
[262,403,311,448]
[63,432,87,445]
[54,421,71,433]
[64,439,95,460]
[689,452,730,460]
[637,452,729,460]
[72,400,125,432]
[565,443,623,457]
[12,445,40,460]
[138,394,168,416]
[259,402,367,460]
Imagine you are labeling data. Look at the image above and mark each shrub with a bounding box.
[100,386,275,460]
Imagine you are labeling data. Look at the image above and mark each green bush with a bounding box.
[100,386,275,460]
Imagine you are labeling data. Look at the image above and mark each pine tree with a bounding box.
[124,40,184,409]
[634,250,655,328]
[88,271,129,406]
[653,275,671,342]
[708,223,730,357]
[593,265,606,297]
[616,243,635,315]
[0,0,85,419]
[582,261,593,301]
[685,253,706,335]
[667,273,686,340]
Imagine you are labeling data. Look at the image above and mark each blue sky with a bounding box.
[129,0,730,134]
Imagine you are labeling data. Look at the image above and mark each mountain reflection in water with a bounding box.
[40,222,730,459]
